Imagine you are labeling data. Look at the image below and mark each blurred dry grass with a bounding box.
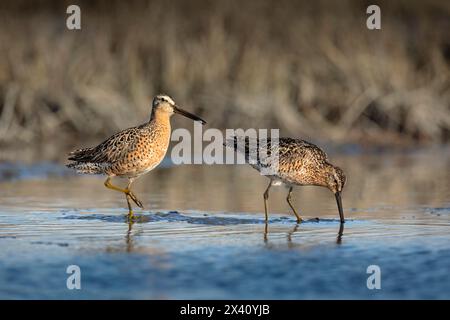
[0,0,449,152]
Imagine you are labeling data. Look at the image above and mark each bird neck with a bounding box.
[149,109,172,127]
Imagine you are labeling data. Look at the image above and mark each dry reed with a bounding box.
[0,0,449,153]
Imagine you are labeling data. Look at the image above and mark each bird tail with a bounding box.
[224,135,276,168]
[67,147,94,162]
[66,162,105,175]
[224,136,253,163]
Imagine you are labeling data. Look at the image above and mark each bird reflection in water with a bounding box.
[336,222,344,245]
[263,221,345,245]
[125,220,135,252]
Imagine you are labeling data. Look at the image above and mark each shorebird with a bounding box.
[67,94,206,220]
[225,137,346,223]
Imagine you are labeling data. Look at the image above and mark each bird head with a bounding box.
[326,165,346,194]
[325,165,346,223]
[152,94,206,125]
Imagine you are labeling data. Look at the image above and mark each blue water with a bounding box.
[0,207,449,299]
[0,151,449,299]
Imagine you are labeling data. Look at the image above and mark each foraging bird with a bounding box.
[225,137,346,223]
[67,94,206,220]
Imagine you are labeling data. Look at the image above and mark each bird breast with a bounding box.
[115,125,171,178]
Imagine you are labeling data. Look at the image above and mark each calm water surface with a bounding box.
[0,148,449,299]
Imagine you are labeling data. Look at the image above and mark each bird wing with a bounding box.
[225,136,328,172]
[275,138,329,175]
[68,127,140,163]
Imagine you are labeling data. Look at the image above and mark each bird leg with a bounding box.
[286,186,303,223]
[125,179,144,209]
[125,193,135,220]
[104,177,144,218]
[263,180,272,222]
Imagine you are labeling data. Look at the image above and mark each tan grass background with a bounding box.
[0,0,449,155]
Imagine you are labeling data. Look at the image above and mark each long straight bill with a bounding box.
[174,105,206,125]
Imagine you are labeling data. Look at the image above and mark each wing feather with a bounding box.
[225,136,328,173]
[68,127,140,163]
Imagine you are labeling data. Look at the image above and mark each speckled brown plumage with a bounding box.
[226,136,346,223]
[67,94,206,220]
[68,118,171,178]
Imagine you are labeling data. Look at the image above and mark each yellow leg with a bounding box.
[125,194,134,220]
[125,179,144,209]
[104,177,144,220]
[263,180,272,222]
[286,186,303,223]
[104,177,127,193]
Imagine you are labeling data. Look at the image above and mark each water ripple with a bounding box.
[61,210,348,226]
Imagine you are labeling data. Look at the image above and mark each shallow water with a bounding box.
[0,148,449,299]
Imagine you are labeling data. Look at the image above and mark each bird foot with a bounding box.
[127,192,144,209]
[126,213,147,223]
[126,210,135,222]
